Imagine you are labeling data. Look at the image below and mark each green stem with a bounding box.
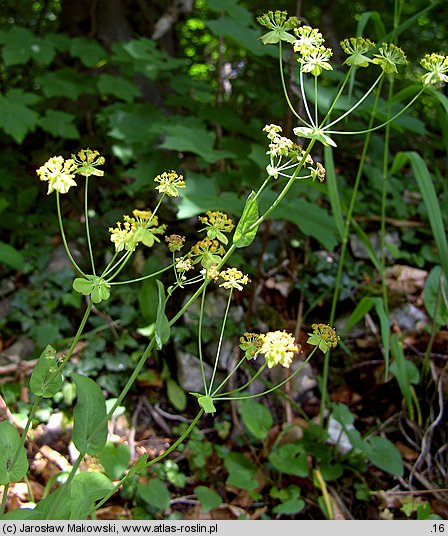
[91,409,204,514]
[320,77,385,425]
[324,73,383,130]
[105,251,133,282]
[109,264,173,285]
[100,252,122,278]
[279,41,310,126]
[314,75,318,126]
[0,483,9,517]
[198,286,209,395]
[252,176,272,203]
[84,176,96,276]
[216,347,317,401]
[213,361,267,397]
[326,88,424,135]
[46,453,84,520]
[209,290,233,393]
[58,300,93,370]
[300,68,315,127]
[56,193,85,276]
[320,66,353,127]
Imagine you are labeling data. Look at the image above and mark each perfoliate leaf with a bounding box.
[72,374,108,455]
[198,395,216,414]
[233,191,259,248]
[30,344,62,397]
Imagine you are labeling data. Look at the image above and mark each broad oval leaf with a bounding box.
[29,344,62,398]
[237,399,273,440]
[233,191,259,248]
[72,373,108,455]
[268,443,308,477]
[0,421,29,485]
[73,277,94,296]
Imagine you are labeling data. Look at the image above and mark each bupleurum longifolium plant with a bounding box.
[0,9,446,520]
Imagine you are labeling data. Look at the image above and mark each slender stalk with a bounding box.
[213,361,267,397]
[326,88,424,134]
[300,69,315,127]
[58,300,93,370]
[109,264,173,286]
[314,74,318,126]
[84,176,96,276]
[320,77,385,425]
[323,73,383,130]
[209,290,233,393]
[0,483,9,517]
[100,252,123,278]
[320,66,353,127]
[279,41,310,126]
[90,409,204,515]
[104,251,133,281]
[56,193,85,276]
[198,286,209,395]
[216,347,317,401]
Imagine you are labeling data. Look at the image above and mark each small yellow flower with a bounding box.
[420,53,448,86]
[298,46,333,76]
[154,171,185,197]
[190,239,225,269]
[239,332,262,360]
[109,220,136,252]
[166,234,185,252]
[72,149,105,177]
[372,43,407,74]
[36,156,77,195]
[218,267,250,291]
[307,323,338,353]
[175,257,193,272]
[293,26,324,55]
[198,211,234,245]
[201,264,220,281]
[257,330,299,368]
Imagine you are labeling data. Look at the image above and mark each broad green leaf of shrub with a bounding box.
[166,378,187,412]
[268,443,308,477]
[1,27,56,65]
[35,71,89,100]
[39,110,79,139]
[138,478,170,511]
[30,344,62,398]
[69,37,107,67]
[0,241,25,271]
[233,191,259,248]
[423,266,448,325]
[0,421,29,485]
[155,280,170,350]
[99,442,131,480]
[105,103,162,144]
[159,124,236,163]
[0,89,39,143]
[194,486,222,512]
[237,399,273,440]
[97,74,140,103]
[72,374,108,455]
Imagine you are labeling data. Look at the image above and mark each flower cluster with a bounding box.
[263,124,325,181]
[372,43,407,74]
[218,268,250,291]
[36,156,78,195]
[257,330,299,369]
[293,26,324,55]
[292,25,332,77]
[198,211,234,245]
[239,333,262,360]
[257,10,301,45]
[340,37,376,68]
[190,238,225,269]
[165,234,185,252]
[109,210,166,252]
[154,171,186,197]
[71,149,105,177]
[307,323,339,353]
[420,53,448,86]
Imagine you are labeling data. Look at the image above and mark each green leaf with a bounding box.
[423,266,448,325]
[0,89,39,143]
[39,110,79,139]
[237,399,273,440]
[138,478,170,511]
[198,395,216,415]
[69,37,107,67]
[194,486,222,512]
[29,344,62,398]
[293,126,337,147]
[0,421,29,485]
[97,74,140,103]
[72,374,108,455]
[69,479,91,520]
[366,436,404,477]
[268,443,308,477]
[166,378,187,412]
[223,452,257,490]
[155,280,170,350]
[99,442,131,480]
[73,278,95,296]
[35,71,89,100]
[272,498,305,515]
[233,191,259,248]
[324,146,344,240]
[0,241,25,271]
[72,472,115,506]
[390,334,420,419]
[128,453,149,476]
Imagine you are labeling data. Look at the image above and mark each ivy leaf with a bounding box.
[29,344,62,398]
[233,191,259,247]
